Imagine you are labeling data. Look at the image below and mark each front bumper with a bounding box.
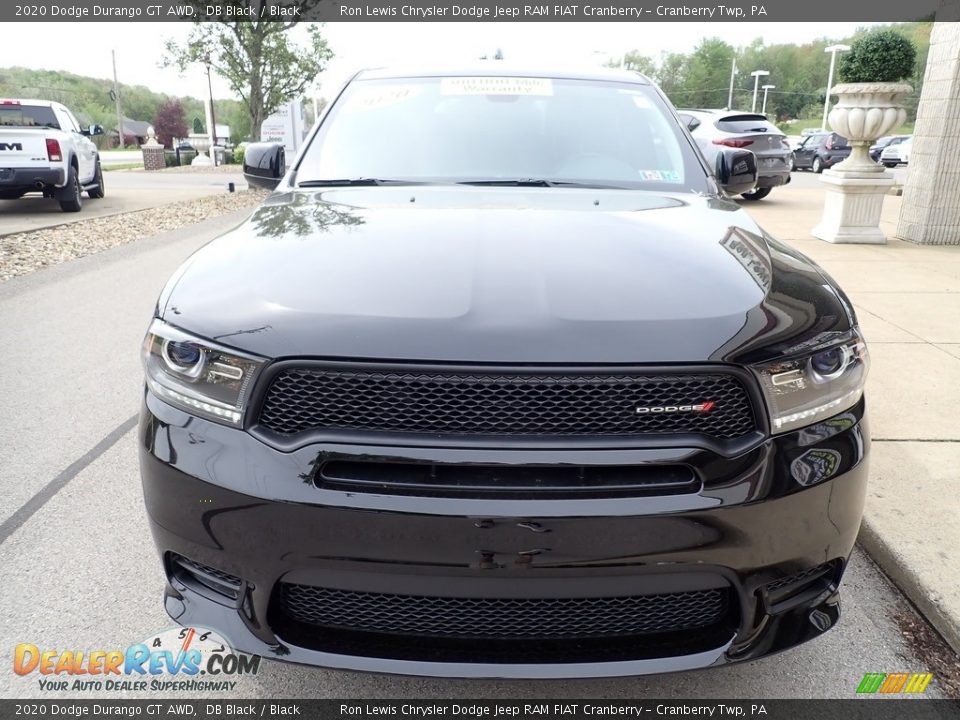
[139,391,869,678]
[0,166,64,190]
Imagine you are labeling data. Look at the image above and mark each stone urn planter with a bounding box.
[827,82,911,172]
[812,28,918,243]
[812,82,911,244]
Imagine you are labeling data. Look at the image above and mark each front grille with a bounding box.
[277,584,729,640]
[256,366,757,440]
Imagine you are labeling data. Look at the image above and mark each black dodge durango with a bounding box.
[139,66,870,678]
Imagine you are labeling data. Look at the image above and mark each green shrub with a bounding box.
[232,144,245,167]
[838,29,916,83]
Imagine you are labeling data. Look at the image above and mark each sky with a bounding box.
[0,21,879,103]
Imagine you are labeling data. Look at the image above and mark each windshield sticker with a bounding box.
[640,169,683,183]
[341,85,422,113]
[440,77,553,97]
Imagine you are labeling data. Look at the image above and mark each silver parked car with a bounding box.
[678,109,792,201]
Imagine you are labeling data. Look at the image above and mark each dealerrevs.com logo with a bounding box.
[13,627,259,693]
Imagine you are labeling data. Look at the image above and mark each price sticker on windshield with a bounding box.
[342,85,423,113]
[440,77,554,96]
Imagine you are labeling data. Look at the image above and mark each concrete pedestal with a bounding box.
[191,153,213,167]
[811,169,895,244]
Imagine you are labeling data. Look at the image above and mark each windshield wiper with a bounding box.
[297,178,429,188]
[457,178,629,189]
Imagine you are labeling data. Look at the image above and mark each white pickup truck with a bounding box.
[0,98,105,212]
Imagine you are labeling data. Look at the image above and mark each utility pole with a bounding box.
[727,57,737,110]
[205,54,218,166]
[112,50,124,150]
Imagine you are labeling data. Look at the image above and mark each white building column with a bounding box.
[896,4,960,245]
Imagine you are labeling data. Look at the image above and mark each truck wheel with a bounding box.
[87,161,105,199]
[58,166,83,212]
[812,157,824,174]
[740,187,772,201]
[883,162,897,168]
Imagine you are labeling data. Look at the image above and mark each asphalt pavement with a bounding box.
[0,169,246,236]
[0,197,954,699]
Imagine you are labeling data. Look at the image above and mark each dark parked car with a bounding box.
[869,135,907,163]
[139,66,870,679]
[678,109,792,200]
[791,132,851,172]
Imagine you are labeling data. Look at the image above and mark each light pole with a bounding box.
[204,54,218,166]
[761,84,775,115]
[727,57,738,109]
[822,44,851,131]
[750,70,769,113]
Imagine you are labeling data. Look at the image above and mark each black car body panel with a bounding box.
[140,66,869,678]
[158,188,849,366]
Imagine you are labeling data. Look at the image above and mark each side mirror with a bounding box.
[715,148,758,197]
[243,142,285,190]
[91,124,104,136]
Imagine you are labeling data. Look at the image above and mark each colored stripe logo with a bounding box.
[857,672,933,694]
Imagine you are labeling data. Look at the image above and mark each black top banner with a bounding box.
[2,0,957,22]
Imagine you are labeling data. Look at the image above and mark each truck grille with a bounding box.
[256,366,757,440]
[277,584,730,640]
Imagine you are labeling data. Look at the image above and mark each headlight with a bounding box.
[142,319,266,426]
[751,328,869,434]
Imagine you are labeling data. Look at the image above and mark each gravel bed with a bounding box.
[1,189,268,282]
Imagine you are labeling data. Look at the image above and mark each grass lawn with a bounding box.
[103,163,143,171]
[779,118,914,135]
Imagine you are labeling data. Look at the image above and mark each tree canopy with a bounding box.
[162,14,332,141]
[608,20,930,121]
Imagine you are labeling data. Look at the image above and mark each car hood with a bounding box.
[159,187,852,364]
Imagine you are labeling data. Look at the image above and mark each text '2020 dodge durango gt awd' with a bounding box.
[139,67,870,678]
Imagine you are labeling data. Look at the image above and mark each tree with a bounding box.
[193,117,204,134]
[154,98,189,148]
[604,51,656,76]
[163,15,332,141]
[681,38,735,108]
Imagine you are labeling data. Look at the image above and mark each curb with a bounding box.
[858,517,960,655]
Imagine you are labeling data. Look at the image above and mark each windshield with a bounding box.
[296,76,708,193]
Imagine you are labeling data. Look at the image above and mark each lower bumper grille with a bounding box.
[277,584,729,640]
